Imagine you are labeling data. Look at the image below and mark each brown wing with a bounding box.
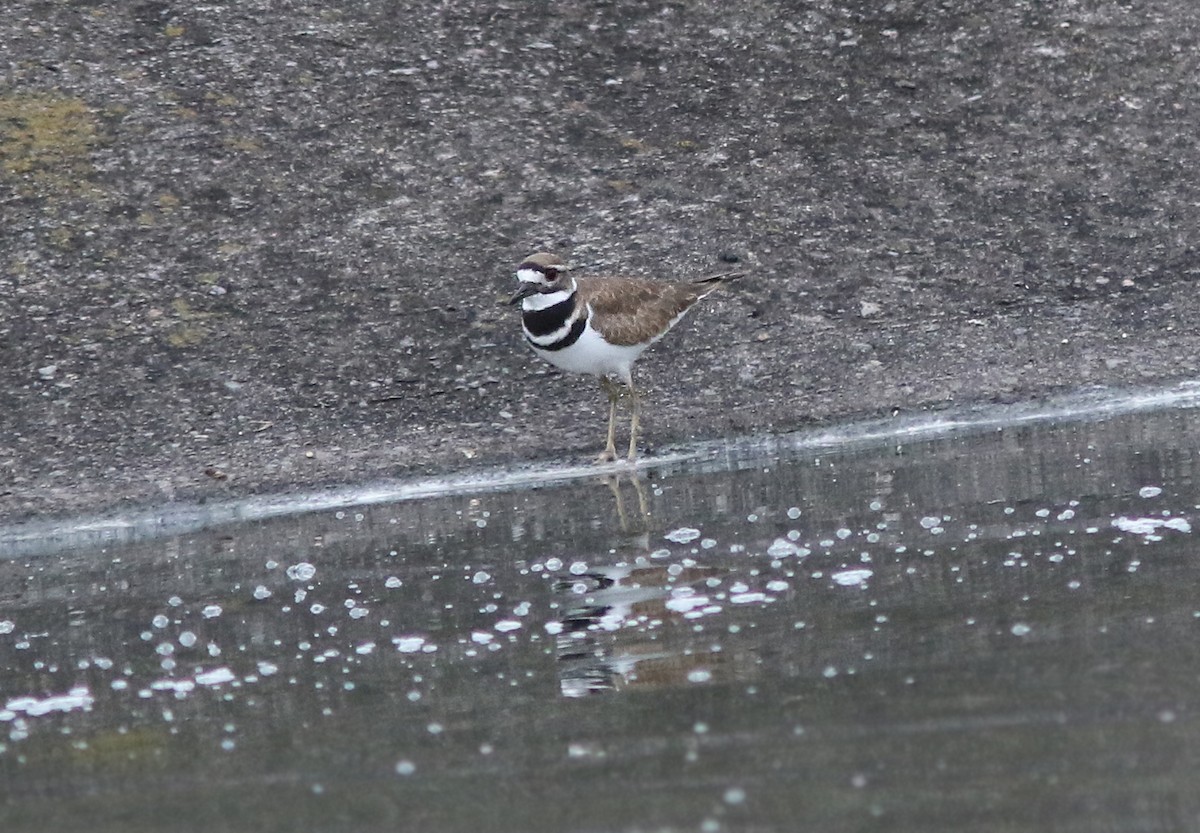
[576,276,717,347]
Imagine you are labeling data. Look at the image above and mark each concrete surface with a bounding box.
[3,0,1199,521]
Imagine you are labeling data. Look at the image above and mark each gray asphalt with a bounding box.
[4,1,1199,522]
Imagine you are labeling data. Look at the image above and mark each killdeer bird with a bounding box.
[508,252,742,462]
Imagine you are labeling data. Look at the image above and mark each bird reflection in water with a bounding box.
[554,472,755,696]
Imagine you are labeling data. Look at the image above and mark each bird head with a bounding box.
[508,252,572,305]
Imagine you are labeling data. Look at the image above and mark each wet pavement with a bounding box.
[3,400,1200,832]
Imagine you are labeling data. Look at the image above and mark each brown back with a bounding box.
[575,275,726,347]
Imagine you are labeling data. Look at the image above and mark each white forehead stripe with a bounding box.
[517,268,546,283]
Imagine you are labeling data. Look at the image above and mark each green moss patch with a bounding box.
[0,92,98,196]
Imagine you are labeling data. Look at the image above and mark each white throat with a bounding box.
[521,286,574,311]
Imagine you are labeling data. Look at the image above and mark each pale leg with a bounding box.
[626,381,640,461]
[597,376,620,462]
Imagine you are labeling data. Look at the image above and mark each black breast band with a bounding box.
[528,315,587,351]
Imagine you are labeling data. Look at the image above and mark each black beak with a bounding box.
[507,283,540,305]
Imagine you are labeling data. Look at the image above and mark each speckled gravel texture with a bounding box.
[3,0,1199,522]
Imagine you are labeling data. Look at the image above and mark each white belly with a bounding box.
[529,321,647,384]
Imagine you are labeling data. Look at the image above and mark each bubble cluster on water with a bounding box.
[664,527,702,544]
[286,562,316,582]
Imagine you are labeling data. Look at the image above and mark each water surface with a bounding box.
[3,407,1199,832]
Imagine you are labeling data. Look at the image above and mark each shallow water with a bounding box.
[3,406,1200,832]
